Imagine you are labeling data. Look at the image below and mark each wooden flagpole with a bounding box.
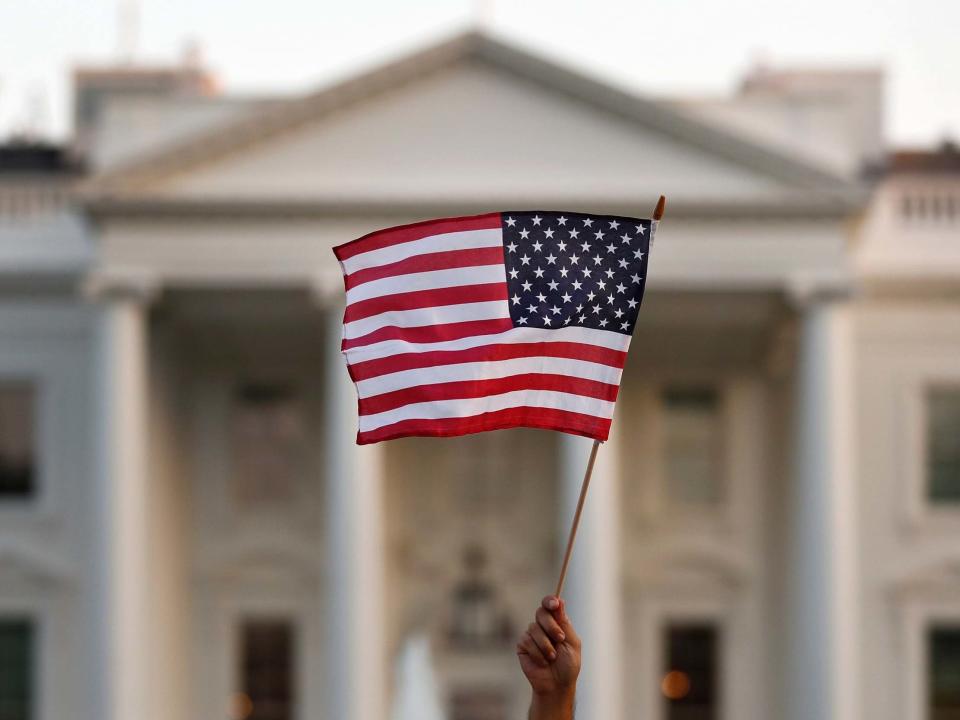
[554,195,666,597]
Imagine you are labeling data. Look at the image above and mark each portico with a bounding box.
[77,30,863,720]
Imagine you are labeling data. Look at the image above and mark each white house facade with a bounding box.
[0,31,958,720]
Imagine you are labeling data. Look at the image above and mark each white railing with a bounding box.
[0,179,77,223]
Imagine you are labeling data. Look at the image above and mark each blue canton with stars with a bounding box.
[500,211,652,335]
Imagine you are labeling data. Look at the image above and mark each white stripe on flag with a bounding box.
[357,390,616,432]
[340,228,503,275]
[343,300,511,340]
[355,356,623,398]
[345,265,507,305]
[343,325,631,364]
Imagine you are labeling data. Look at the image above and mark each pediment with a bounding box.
[85,33,858,212]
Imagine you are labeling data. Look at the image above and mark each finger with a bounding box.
[528,622,557,661]
[554,598,580,646]
[536,607,565,644]
[520,631,549,667]
[542,595,561,612]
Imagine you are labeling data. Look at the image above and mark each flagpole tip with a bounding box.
[653,195,666,221]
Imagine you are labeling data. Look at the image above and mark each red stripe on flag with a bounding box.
[358,373,620,415]
[344,247,505,290]
[355,407,612,444]
[349,341,627,381]
[334,213,502,261]
[341,318,514,351]
[344,283,508,324]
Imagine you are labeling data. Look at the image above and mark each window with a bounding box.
[662,387,723,505]
[231,383,305,509]
[0,383,35,499]
[237,620,295,720]
[927,388,960,503]
[0,619,34,720]
[929,626,960,720]
[662,624,719,720]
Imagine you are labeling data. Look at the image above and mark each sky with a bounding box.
[1,0,958,147]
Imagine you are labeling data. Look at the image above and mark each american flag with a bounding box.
[333,210,656,445]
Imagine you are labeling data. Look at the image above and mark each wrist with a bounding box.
[531,687,575,717]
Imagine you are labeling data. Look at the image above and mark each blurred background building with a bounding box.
[0,28,959,720]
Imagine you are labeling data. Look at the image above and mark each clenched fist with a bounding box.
[517,595,581,720]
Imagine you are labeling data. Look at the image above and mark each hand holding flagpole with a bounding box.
[553,195,666,597]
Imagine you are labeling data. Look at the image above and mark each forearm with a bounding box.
[529,689,575,720]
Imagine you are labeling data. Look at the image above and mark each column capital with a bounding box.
[83,269,162,304]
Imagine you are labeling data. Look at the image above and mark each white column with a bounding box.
[559,429,624,720]
[93,290,152,720]
[323,304,386,720]
[784,297,859,720]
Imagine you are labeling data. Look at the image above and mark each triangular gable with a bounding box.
[84,32,861,208]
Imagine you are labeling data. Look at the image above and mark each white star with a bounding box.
[604,268,615,278]
[505,216,517,227]
[594,230,605,241]
[631,273,641,284]
[543,315,552,325]
[546,253,557,265]
[511,295,521,305]
[606,295,615,305]
[580,241,591,252]
[561,292,572,303]
[550,305,561,315]
[618,258,629,269]
[520,254,531,266]
[583,218,594,227]
[532,240,543,252]
[592,305,601,314]
[627,298,638,309]
[536,293,547,303]
[534,266,545,278]
[593,255,603,266]
[599,318,609,327]
[548,279,559,291]
[532,215,542,226]
[569,254,580,265]
[586,291,596,301]
[575,304,584,312]
[558,216,568,226]
[572,280,583,290]
[509,268,519,279]
[521,280,532,292]
[633,249,645,260]
[518,316,528,324]
[620,234,631,245]
[544,228,555,239]
[582,268,593,278]
[636,224,647,234]
[615,282,626,294]
[620,321,629,330]
[559,267,569,278]
[578,315,586,324]
[569,228,580,239]
[609,220,620,229]
[506,241,517,253]
[557,240,567,252]
[606,243,617,254]
[564,317,572,325]
[597,279,607,290]
[520,228,530,239]
[614,307,624,318]
[527,304,538,313]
